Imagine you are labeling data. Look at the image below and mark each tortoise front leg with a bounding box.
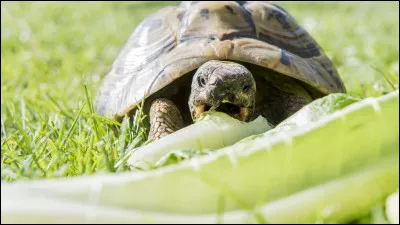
[148,98,185,141]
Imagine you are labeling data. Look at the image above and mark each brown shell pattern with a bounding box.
[95,1,346,119]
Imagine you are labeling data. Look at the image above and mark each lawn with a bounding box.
[1,1,399,182]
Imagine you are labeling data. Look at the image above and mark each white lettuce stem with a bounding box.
[386,191,399,224]
[127,112,272,170]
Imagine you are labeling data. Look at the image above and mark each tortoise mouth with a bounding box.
[215,102,240,115]
[194,103,249,121]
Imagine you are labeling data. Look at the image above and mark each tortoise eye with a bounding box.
[243,85,251,92]
[198,76,207,87]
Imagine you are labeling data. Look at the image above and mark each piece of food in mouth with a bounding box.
[194,103,249,121]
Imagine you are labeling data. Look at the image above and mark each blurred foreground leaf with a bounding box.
[1,90,399,223]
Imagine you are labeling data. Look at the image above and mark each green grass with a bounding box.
[1,2,399,182]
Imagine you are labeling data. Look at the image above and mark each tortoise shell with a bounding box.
[95,1,346,120]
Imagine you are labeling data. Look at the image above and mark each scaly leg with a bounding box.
[148,98,185,141]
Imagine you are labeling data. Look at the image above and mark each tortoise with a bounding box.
[95,1,346,141]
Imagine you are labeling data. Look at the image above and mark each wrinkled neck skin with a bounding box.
[188,60,256,122]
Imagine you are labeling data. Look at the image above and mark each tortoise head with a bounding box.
[189,60,256,121]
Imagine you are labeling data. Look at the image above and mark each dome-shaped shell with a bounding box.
[95,1,346,119]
